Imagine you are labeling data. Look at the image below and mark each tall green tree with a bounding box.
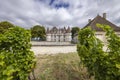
[0,21,15,34]
[71,27,80,39]
[31,25,46,40]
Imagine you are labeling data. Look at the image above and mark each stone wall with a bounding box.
[31,41,75,46]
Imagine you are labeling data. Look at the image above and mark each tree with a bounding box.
[0,21,15,34]
[31,25,46,41]
[71,27,80,39]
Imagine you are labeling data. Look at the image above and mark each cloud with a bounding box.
[0,0,120,28]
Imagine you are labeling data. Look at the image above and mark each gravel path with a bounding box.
[31,46,77,55]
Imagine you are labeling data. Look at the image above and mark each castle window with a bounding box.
[64,35,65,38]
[64,39,65,42]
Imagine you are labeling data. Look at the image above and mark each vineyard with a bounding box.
[0,24,120,80]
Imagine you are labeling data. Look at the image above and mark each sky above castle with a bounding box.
[0,0,120,28]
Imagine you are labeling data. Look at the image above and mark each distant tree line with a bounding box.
[31,26,80,41]
[0,21,46,41]
[71,27,80,39]
[31,25,46,41]
[0,21,80,41]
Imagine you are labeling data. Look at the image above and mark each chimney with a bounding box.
[88,19,91,23]
[103,13,106,19]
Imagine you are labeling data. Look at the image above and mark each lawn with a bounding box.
[30,53,93,80]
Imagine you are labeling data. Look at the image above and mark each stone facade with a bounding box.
[46,27,72,42]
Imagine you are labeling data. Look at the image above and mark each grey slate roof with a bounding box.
[46,27,71,34]
[84,15,120,32]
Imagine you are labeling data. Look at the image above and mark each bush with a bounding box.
[0,27,36,80]
[77,24,120,80]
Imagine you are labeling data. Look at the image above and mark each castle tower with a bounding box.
[65,26,72,41]
[46,27,51,41]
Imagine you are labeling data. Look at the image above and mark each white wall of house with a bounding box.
[95,32,106,42]
[95,31,120,51]
[115,32,120,37]
[95,31,120,43]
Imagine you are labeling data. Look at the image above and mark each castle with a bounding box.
[46,27,71,42]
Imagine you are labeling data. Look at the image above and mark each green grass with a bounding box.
[31,53,93,80]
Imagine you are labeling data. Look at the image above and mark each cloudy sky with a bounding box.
[0,0,120,28]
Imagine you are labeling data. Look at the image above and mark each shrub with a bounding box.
[77,24,120,80]
[0,26,36,80]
